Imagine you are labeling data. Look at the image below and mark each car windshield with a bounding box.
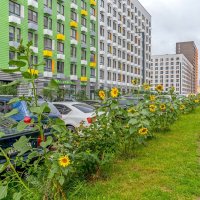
[73,103,95,113]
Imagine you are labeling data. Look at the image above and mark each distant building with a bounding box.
[151,54,195,95]
[176,41,198,93]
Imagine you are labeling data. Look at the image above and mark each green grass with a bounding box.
[70,108,200,200]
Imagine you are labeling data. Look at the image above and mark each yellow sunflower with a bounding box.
[143,83,150,91]
[131,79,138,85]
[149,104,157,112]
[99,90,106,100]
[194,99,199,103]
[58,155,70,168]
[155,84,163,92]
[150,95,156,101]
[180,104,185,110]
[138,127,148,135]
[160,104,166,111]
[110,87,119,98]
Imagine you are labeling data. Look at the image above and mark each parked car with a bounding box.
[52,102,96,132]
[0,96,61,124]
[118,96,144,109]
[82,100,102,109]
[0,113,51,165]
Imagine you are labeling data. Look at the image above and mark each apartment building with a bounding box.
[176,41,198,93]
[151,54,195,95]
[98,0,152,93]
[0,0,98,98]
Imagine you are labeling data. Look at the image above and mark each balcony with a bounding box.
[70,39,78,45]
[9,15,21,25]
[81,60,87,65]
[81,10,88,16]
[90,78,96,83]
[57,33,65,41]
[70,21,78,28]
[81,26,87,32]
[90,47,96,52]
[9,41,20,48]
[71,2,78,10]
[57,14,65,21]
[44,7,52,15]
[71,57,77,63]
[43,29,53,36]
[57,73,65,79]
[90,30,95,36]
[30,46,38,53]
[28,22,38,31]
[44,71,53,78]
[90,15,96,21]
[90,62,96,68]
[57,54,65,60]
[70,75,78,81]
[90,0,96,6]
[43,50,53,57]
[28,0,38,8]
[80,77,88,82]
[81,43,87,49]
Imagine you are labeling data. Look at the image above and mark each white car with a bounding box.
[52,102,96,132]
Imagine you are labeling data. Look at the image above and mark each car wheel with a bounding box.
[66,125,76,133]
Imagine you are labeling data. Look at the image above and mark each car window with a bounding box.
[73,104,95,113]
[54,104,71,115]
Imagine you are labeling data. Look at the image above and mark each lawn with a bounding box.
[70,108,200,200]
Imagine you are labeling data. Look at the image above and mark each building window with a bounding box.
[90,7,95,16]
[57,3,64,15]
[81,49,87,60]
[57,42,64,54]
[81,17,87,27]
[57,61,64,73]
[9,26,21,42]
[81,66,86,76]
[9,1,20,16]
[30,55,38,65]
[81,0,87,9]
[90,68,95,78]
[70,29,77,39]
[81,33,86,43]
[44,58,52,72]
[28,10,38,24]
[44,38,52,50]
[71,46,77,58]
[90,22,95,32]
[57,23,64,34]
[90,37,95,47]
[90,53,95,62]
[44,16,52,29]
[70,64,77,75]
[28,32,38,47]
[44,0,52,8]
[71,11,77,21]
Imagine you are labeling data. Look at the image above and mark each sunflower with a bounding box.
[58,155,70,168]
[194,99,199,103]
[160,104,166,111]
[98,90,106,100]
[149,104,157,112]
[143,83,150,91]
[150,95,156,101]
[128,107,136,113]
[180,105,185,110]
[138,127,148,135]
[131,79,138,85]
[155,84,163,92]
[110,87,119,98]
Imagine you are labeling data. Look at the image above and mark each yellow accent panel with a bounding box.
[90,62,96,68]
[70,21,78,28]
[81,10,88,16]
[80,77,88,82]
[57,34,65,41]
[43,50,53,57]
[90,0,96,6]
[28,69,39,75]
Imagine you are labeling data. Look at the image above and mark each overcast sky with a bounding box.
[139,0,200,55]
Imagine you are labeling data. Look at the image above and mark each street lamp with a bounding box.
[135,30,145,84]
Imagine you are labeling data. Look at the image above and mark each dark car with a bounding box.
[118,96,144,109]
[82,100,102,109]
[0,96,61,123]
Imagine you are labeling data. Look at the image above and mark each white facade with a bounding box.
[98,0,152,93]
[151,54,195,95]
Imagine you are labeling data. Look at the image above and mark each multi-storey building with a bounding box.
[0,0,98,98]
[151,54,195,95]
[98,0,152,93]
[176,41,198,93]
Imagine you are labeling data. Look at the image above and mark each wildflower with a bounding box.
[160,104,166,111]
[194,99,199,103]
[155,84,163,92]
[149,104,157,112]
[132,79,138,85]
[58,155,70,168]
[143,83,150,91]
[110,87,119,98]
[180,105,185,110]
[150,95,156,101]
[138,127,148,135]
[99,90,105,100]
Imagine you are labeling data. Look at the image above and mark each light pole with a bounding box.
[136,30,145,84]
